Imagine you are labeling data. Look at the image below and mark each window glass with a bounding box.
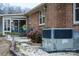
[42,17,45,23]
[42,30,51,38]
[76,3,79,8]
[54,30,72,39]
[40,17,42,24]
[74,4,79,22]
[76,9,79,21]
[39,8,46,24]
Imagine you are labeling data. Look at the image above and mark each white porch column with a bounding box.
[2,17,5,35]
[10,18,12,33]
[18,20,19,32]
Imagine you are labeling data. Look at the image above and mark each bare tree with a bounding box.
[0,3,30,14]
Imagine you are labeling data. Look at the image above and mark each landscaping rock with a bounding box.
[15,41,79,56]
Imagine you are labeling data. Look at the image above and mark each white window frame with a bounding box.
[73,3,79,24]
[39,10,45,26]
[3,17,11,35]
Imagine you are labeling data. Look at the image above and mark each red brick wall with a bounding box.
[46,3,73,28]
[26,3,79,31]
[65,4,73,28]
[45,4,57,28]
[27,12,39,29]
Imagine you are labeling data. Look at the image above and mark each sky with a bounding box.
[0,0,41,9]
[9,3,41,9]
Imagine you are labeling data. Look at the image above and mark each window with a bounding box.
[73,3,79,24]
[42,30,51,39]
[4,19,10,31]
[39,8,46,25]
[54,29,73,39]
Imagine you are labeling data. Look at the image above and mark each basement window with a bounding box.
[54,29,73,39]
[73,3,79,24]
[42,29,51,39]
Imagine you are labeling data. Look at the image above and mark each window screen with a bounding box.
[42,30,51,38]
[54,29,72,39]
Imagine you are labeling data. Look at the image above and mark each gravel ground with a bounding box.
[16,42,79,56]
[32,49,79,56]
[0,37,79,56]
[23,47,79,56]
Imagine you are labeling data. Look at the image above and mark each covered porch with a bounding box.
[1,14,27,36]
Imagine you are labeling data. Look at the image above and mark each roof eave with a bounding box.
[25,3,47,16]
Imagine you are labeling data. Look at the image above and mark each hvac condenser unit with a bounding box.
[42,28,78,52]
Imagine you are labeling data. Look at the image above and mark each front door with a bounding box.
[3,18,11,35]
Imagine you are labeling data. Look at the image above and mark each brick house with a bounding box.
[25,3,79,37]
